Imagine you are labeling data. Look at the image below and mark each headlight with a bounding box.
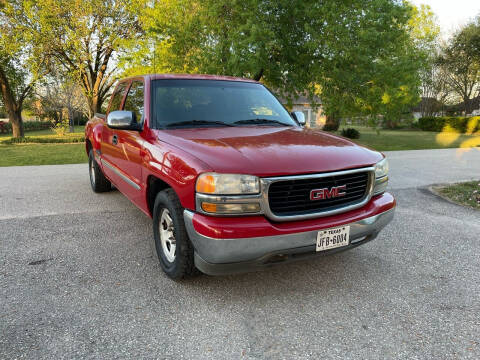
[196,173,262,215]
[196,173,260,195]
[375,158,389,178]
[373,158,389,195]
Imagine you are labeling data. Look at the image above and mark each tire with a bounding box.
[153,189,197,279]
[88,150,111,193]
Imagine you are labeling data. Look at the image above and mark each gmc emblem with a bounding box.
[310,185,347,201]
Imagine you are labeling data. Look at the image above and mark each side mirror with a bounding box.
[106,110,141,131]
[291,111,306,126]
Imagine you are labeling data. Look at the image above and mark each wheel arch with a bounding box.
[86,138,92,155]
[146,175,172,217]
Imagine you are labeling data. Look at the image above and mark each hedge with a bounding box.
[418,116,480,133]
[0,134,85,145]
[341,128,360,139]
[0,120,54,134]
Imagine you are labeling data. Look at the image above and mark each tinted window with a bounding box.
[109,82,128,112]
[124,81,144,124]
[152,80,296,128]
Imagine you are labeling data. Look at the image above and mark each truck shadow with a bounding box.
[171,247,390,301]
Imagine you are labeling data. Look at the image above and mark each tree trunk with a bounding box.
[11,110,24,138]
[324,113,340,131]
[0,65,25,138]
[87,95,100,119]
[68,109,74,133]
[464,96,471,115]
[253,68,264,81]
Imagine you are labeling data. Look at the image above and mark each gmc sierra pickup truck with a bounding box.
[85,74,395,279]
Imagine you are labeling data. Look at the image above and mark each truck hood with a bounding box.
[157,126,383,176]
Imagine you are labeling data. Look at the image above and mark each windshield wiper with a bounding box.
[233,118,290,126]
[165,120,236,128]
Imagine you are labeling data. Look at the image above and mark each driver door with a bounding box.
[113,80,145,205]
[101,81,129,188]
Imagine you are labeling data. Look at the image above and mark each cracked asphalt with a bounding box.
[1,148,479,359]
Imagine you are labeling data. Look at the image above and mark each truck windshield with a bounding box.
[152,79,297,128]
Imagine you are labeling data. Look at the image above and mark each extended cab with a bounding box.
[85,74,395,279]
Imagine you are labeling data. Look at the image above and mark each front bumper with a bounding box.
[184,193,395,275]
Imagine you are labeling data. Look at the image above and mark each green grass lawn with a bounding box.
[0,126,86,166]
[0,143,87,167]
[434,181,480,210]
[0,125,85,137]
[336,126,480,151]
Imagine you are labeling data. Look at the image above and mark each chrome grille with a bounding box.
[267,171,371,217]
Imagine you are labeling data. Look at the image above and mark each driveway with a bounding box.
[1,148,479,359]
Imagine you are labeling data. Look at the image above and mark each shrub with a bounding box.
[340,128,360,139]
[51,118,70,136]
[0,120,54,134]
[418,116,480,133]
[1,134,85,145]
[24,121,53,132]
[323,123,340,131]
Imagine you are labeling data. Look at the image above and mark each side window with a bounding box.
[124,81,145,124]
[109,82,128,112]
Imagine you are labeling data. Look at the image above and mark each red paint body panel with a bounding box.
[154,127,382,177]
[85,74,389,223]
[191,193,396,239]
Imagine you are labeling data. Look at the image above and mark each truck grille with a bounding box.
[267,171,370,217]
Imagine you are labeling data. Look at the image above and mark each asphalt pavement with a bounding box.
[1,147,479,359]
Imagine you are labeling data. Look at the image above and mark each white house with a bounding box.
[278,94,326,128]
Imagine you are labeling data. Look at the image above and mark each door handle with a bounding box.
[112,134,118,145]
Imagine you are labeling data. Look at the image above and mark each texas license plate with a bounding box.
[316,225,350,252]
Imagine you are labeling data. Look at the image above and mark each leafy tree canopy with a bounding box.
[439,16,480,114]
[11,0,143,117]
[121,0,429,122]
[0,0,51,136]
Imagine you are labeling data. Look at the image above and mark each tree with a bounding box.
[0,1,50,137]
[410,4,448,117]
[439,17,480,114]
[0,57,29,137]
[16,0,142,118]
[316,1,424,128]
[122,0,426,127]
[36,74,88,131]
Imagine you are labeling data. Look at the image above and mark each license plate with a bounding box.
[316,225,350,252]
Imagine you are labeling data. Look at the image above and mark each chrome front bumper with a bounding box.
[183,208,395,275]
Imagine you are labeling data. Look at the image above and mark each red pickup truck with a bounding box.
[85,74,395,279]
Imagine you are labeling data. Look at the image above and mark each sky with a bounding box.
[411,0,480,37]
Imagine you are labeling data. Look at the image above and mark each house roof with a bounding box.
[448,96,480,112]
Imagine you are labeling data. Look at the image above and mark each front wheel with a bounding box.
[88,150,111,193]
[153,189,197,279]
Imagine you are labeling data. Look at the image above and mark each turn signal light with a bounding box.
[196,174,216,194]
[201,202,261,214]
[201,202,218,213]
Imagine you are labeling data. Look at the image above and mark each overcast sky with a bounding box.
[411,0,480,37]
